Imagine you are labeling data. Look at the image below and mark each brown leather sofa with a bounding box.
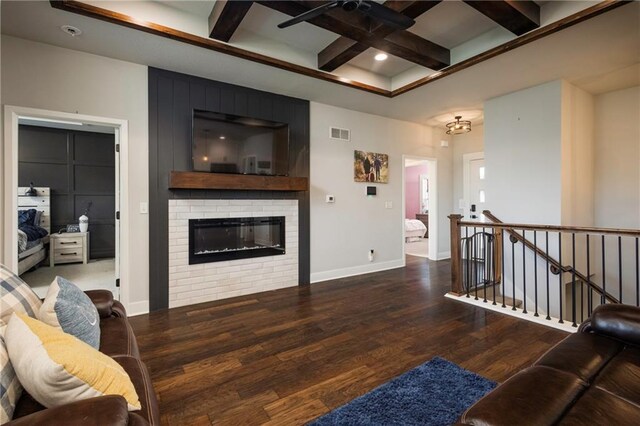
[7,290,159,425]
[459,304,640,425]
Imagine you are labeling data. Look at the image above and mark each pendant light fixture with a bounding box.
[446,116,471,135]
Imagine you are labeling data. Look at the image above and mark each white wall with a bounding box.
[452,124,484,214]
[484,80,563,225]
[594,86,640,230]
[309,102,452,282]
[1,36,150,313]
[592,86,640,305]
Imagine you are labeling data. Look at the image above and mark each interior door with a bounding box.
[465,156,485,221]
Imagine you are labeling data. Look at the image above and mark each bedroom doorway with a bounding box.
[17,123,118,298]
[3,106,128,308]
[402,156,437,261]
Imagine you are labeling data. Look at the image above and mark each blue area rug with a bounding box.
[309,357,496,426]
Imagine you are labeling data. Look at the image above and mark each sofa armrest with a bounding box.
[6,395,136,426]
[85,290,115,319]
[587,304,640,345]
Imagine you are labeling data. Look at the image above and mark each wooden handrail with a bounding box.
[458,213,640,237]
[482,210,619,304]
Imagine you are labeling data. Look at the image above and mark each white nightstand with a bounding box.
[49,232,89,267]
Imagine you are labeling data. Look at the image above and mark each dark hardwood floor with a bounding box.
[129,256,569,425]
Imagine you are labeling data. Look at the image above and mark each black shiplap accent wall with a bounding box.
[148,68,310,311]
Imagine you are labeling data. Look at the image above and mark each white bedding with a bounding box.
[405,219,426,241]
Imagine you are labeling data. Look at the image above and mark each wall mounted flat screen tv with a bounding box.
[192,110,289,176]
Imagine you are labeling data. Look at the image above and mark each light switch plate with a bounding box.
[140,202,148,214]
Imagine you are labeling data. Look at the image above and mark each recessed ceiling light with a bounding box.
[219,136,226,140]
[374,53,388,61]
[61,25,82,37]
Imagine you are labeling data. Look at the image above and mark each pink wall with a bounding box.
[405,164,428,219]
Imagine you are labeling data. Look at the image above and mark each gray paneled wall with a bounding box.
[149,68,310,311]
[18,125,116,258]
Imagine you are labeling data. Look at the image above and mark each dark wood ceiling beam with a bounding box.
[319,1,442,72]
[258,1,449,70]
[463,0,540,35]
[208,0,254,42]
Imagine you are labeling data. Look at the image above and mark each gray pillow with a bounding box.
[38,277,100,349]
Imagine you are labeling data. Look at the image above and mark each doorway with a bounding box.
[17,123,118,297]
[402,156,437,261]
[463,152,485,221]
[3,106,128,306]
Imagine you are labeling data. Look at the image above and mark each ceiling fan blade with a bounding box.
[278,1,340,29]
[359,1,415,30]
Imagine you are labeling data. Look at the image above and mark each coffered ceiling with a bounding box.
[49,0,629,95]
[1,1,638,125]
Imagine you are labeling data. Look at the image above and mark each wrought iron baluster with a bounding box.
[522,230,527,314]
[618,236,623,304]
[502,229,506,308]
[571,233,577,327]
[587,234,592,317]
[546,232,550,320]
[558,232,563,324]
[465,226,470,298]
[474,226,478,301]
[483,227,487,303]
[511,233,516,311]
[491,229,496,306]
[534,231,539,317]
[602,235,606,305]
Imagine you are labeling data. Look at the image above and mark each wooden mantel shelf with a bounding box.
[169,171,309,191]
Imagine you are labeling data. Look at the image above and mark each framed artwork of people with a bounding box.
[354,150,388,183]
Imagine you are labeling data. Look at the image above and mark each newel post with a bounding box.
[449,214,464,295]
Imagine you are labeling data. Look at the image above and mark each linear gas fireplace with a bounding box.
[188,216,285,265]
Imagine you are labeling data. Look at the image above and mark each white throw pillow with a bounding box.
[4,313,140,411]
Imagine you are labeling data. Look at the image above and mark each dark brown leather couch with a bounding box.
[7,290,159,425]
[459,304,640,425]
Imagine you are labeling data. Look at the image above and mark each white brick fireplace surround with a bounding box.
[168,199,298,308]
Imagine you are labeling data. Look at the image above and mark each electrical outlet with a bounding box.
[369,249,374,262]
[385,201,393,209]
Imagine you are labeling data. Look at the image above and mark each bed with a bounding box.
[405,218,427,242]
[18,187,50,275]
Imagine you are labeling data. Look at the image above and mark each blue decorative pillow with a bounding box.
[37,277,100,349]
[17,209,37,227]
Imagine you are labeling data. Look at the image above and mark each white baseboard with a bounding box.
[311,259,405,284]
[126,300,149,316]
[445,293,576,333]
[436,251,451,260]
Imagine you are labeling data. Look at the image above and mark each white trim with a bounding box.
[436,251,451,260]
[402,155,438,262]
[2,105,132,312]
[126,300,150,317]
[445,293,576,333]
[310,259,404,284]
[462,151,484,215]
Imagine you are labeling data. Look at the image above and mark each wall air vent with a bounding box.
[330,127,350,142]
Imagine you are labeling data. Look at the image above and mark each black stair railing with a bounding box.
[449,212,640,326]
